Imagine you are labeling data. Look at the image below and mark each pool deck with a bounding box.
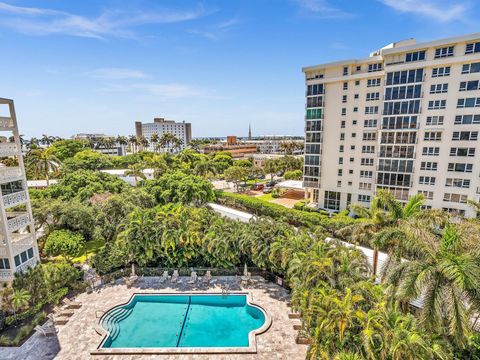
[0,276,307,360]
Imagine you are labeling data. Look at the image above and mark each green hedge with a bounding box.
[216,191,354,232]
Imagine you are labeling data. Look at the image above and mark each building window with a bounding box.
[351,133,356,138]
[350,157,354,162]
[342,108,347,115]
[362,145,375,153]
[355,80,360,86]
[425,116,444,126]
[343,82,348,90]
[367,78,381,87]
[349,170,353,174]
[356,65,361,71]
[341,120,346,128]
[386,69,423,85]
[454,114,480,124]
[306,109,323,119]
[337,180,342,187]
[338,157,343,164]
[360,170,373,178]
[428,100,446,110]
[352,120,357,125]
[465,42,480,54]
[434,46,454,58]
[445,178,470,188]
[307,84,324,96]
[447,163,473,172]
[384,84,422,100]
[324,191,341,210]
[359,182,372,190]
[343,66,349,75]
[306,96,324,108]
[365,106,379,114]
[424,131,442,141]
[354,94,359,99]
[368,63,382,72]
[0,258,10,270]
[338,169,343,176]
[358,194,371,202]
[430,83,448,94]
[420,161,438,171]
[406,50,426,62]
[457,98,480,108]
[340,133,345,140]
[459,80,480,91]
[342,95,347,103]
[360,158,374,166]
[419,176,436,185]
[432,66,451,77]
[353,107,358,112]
[422,147,440,156]
[339,145,344,152]
[462,62,480,74]
[418,190,434,200]
[443,208,465,216]
[452,131,478,141]
[366,92,380,101]
[443,193,468,203]
[362,132,376,141]
[364,119,377,128]
[450,147,475,157]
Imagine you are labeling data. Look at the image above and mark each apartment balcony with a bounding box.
[303,180,320,188]
[2,190,28,208]
[16,257,38,273]
[6,212,31,232]
[0,269,13,282]
[0,143,18,157]
[0,167,22,183]
[0,116,15,130]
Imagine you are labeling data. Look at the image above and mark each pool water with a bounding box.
[100,294,266,348]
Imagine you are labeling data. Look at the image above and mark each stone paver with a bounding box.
[0,276,307,360]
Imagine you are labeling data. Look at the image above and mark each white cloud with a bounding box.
[294,0,353,19]
[86,68,148,80]
[100,83,211,99]
[0,2,210,39]
[188,17,240,40]
[379,0,468,22]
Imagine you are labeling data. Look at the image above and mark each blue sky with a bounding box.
[0,0,478,138]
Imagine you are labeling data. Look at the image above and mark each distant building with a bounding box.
[202,136,257,158]
[252,153,285,167]
[135,117,192,153]
[0,98,40,282]
[244,136,304,154]
[100,169,155,186]
[71,133,126,156]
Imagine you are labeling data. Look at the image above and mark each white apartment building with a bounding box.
[135,117,192,153]
[0,98,40,281]
[303,33,480,217]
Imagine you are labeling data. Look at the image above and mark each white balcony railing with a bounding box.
[0,270,13,281]
[0,117,14,129]
[0,167,22,182]
[7,213,31,232]
[11,233,35,246]
[0,143,18,157]
[3,190,28,208]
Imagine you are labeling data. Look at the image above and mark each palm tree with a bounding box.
[25,148,60,185]
[40,134,55,146]
[193,160,217,178]
[150,133,160,153]
[139,136,149,152]
[125,163,146,186]
[382,219,480,347]
[128,135,138,153]
[11,289,31,321]
[467,199,480,219]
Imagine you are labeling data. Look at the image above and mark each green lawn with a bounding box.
[71,239,105,263]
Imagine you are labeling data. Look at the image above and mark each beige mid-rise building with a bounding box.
[302,33,480,217]
[0,98,40,281]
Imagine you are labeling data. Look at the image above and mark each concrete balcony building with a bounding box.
[0,98,40,282]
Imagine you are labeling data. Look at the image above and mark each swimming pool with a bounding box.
[95,293,270,354]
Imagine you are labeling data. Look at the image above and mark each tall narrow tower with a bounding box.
[0,98,40,282]
[248,123,252,140]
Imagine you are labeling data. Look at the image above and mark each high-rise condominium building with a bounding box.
[303,33,480,218]
[135,117,192,152]
[0,98,40,281]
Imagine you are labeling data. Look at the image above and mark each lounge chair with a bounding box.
[202,271,212,285]
[159,271,169,283]
[47,313,69,325]
[188,271,198,284]
[62,298,82,309]
[35,324,57,337]
[54,306,74,317]
[171,270,180,283]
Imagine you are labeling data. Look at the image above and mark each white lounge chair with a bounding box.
[171,270,180,283]
[62,298,82,309]
[54,306,74,317]
[47,313,68,325]
[35,324,57,337]
[188,271,198,284]
[159,270,169,283]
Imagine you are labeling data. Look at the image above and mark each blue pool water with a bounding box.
[100,294,266,348]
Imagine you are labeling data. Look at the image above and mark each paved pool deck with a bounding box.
[0,276,307,360]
